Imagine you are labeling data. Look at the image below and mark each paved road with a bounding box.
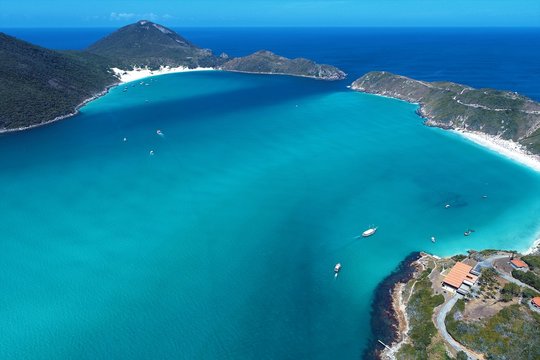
[480,254,538,292]
[496,268,537,292]
[434,253,536,360]
[434,294,481,360]
[432,254,510,360]
[475,254,508,270]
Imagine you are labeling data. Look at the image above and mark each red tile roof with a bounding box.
[511,259,528,268]
[532,297,540,307]
[443,262,478,289]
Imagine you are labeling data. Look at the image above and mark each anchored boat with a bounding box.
[334,263,342,277]
[361,227,377,237]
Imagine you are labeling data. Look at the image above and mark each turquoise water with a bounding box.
[1,71,540,359]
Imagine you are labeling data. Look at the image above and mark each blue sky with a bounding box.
[1,0,539,27]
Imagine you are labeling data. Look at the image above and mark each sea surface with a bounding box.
[1,28,540,359]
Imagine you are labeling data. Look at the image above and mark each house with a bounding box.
[510,258,529,270]
[531,297,540,308]
[442,262,479,294]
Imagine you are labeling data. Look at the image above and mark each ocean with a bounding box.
[1,28,540,359]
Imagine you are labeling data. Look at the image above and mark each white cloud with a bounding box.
[109,12,165,21]
[110,12,136,21]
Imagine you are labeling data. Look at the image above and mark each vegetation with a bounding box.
[1,21,346,131]
[351,71,540,155]
[451,254,467,262]
[0,33,116,130]
[522,255,540,270]
[512,269,540,292]
[220,50,346,80]
[396,269,445,360]
[522,287,540,299]
[86,20,222,69]
[478,249,501,257]
[500,282,521,302]
[446,304,540,359]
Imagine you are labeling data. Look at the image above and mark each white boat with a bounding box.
[431,236,436,243]
[334,263,342,277]
[362,227,377,237]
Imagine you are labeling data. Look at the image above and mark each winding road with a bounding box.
[432,254,511,360]
[434,294,483,360]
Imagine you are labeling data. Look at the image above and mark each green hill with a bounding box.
[0,33,116,130]
[351,71,540,154]
[86,20,222,69]
[220,50,346,80]
[0,21,347,132]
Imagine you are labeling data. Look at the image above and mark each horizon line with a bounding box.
[2,24,540,29]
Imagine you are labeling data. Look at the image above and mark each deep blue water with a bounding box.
[5,27,540,99]
[1,28,540,359]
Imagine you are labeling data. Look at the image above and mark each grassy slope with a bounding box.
[396,269,446,360]
[446,301,540,360]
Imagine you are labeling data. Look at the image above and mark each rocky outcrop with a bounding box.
[220,50,346,81]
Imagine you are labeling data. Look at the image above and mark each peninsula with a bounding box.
[351,71,540,170]
[369,250,540,360]
[0,20,345,132]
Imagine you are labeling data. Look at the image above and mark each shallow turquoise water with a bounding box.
[1,72,540,359]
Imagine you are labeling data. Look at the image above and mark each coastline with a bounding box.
[0,67,216,135]
[450,128,540,173]
[363,252,421,360]
[353,89,540,174]
[215,68,346,81]
[111,66,216,84]
[525,238,540,255]
[0,84,118,135]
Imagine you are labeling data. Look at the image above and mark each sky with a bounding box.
[1,0,539,27]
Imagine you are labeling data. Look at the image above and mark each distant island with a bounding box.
[368,249,540,360]
[351,71,540,170]
[0,20,345,132]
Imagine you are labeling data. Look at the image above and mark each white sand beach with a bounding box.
[112,66,215,84]
[453,129,540,173]
[525,238,540,255]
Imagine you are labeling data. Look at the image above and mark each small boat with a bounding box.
[149,150,155,156]
[334,263,342,277]
[431,236,436,243]
[123,137,127,142]
[156,129,163,136]
[464,229,475,236]
[445,204,451,209]
[362,227,377,237]
[482,195,488,199]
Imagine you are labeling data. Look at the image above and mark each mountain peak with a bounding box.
[86,21,218,69]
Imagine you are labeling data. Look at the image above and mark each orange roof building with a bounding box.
[510,258,529,269]
[443,262,479,291]
[532,297,540,308]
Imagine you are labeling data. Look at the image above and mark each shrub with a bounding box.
[512,270,540,291]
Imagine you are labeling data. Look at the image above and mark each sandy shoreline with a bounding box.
[111,66,215,84]
[524,238,540,255]
[361,92,540,174]
[452,129,540,173]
